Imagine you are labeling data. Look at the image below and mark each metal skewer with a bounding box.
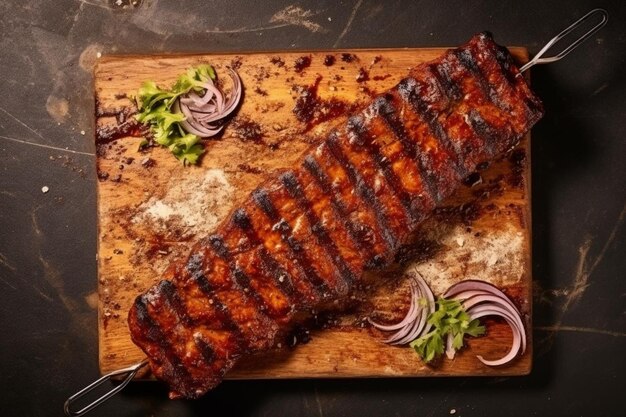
[63,8,608,417]
[64,359,149,416]
[519,8,608,73]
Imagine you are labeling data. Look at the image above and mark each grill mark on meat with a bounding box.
[302,154,378,260]
[252,188,333,296]
[194,333,217,364]
[275,217,336,296]
[373,95,442,203]
[252,189,280,221]
[397,77,468,179]
[466,108,501,155]
[132,296,192,387]
[470,35,543,129]
[304,152,387,268]
[388,89,464,200]
[333,120,414,238]
[310,144,391,268]
[296,166,368,273]
[142,284,228,398]
[132,296,175,353]
[232,208,297,299]
[325,132,397,250]
[269,179,348,296]
[197,271,279,353]
[346,116,417,223]
[158,280,192,325]
[185,253,241,333]
[239,200,322,306]
[360,113,435,220]
[207,235,271,314]
[219,222,294,320]
[157,281,226,381]
[429,61,463,102]
[445,38,537,157]
[497,48,543,119]
[280,170,356,289]
[436,55,501,166]
[406,65,486,172]
[192,274,247,351]
[454,48,509,113]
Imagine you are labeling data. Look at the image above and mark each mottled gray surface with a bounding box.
[0,1,624,416]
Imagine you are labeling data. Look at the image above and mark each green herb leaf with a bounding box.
[172,64,216,94]
[409,298,486,363]
[170,141,204,165]
[135,65,216,165]
[137,139,149,151]
[465,318,486,337]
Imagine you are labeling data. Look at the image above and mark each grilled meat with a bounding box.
[128,32,543,399]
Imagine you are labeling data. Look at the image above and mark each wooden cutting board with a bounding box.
[95,46,532,378]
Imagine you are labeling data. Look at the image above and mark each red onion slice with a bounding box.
[467,303,527,354]
[173,100,224,137]
[446,280,526,365]
[444,280,522,316]
[461,294,527,353]
[369,282,419,332]
[467,307,523,366]
[386,310,422,344]
[368,271,434,345]
[180,119,224,137]
[199,69,241,124]
[387,290,425,344]
[175,67,243,139]
[390,275,432,346]
[414,272,435,335]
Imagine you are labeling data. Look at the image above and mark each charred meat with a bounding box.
[128,32,543,399]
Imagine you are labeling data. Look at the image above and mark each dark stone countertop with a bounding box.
[0,1,624,416]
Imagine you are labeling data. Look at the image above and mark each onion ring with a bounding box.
[447,280,527,364]
[175,67,243,138]
[367,271,434,345]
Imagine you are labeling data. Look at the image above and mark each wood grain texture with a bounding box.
[95,47,532,378]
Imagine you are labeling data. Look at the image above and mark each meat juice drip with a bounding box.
[433,202,482,226]
[356,68,369,83]
[96,119,145,143]
[230,56,243,70]
[341,53,357,63]
[253,86,268,96]
[507,148,526,188]
[292,75,352,132]
[463,172,483,187]
[394,238,442,265]
[232,118,264,143]
[237,163,263,174]
[96,101,145,144]
[293,55,312,73]
[372,74,392,81]
[270,56,286,68]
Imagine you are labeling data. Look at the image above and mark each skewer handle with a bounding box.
[519,8,608,73]
[63,360,149,417]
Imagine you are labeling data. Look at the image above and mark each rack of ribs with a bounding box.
[128,31,544,399]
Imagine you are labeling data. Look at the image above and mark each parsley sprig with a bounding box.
[410,298,485,363]
[135,65,216,165]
